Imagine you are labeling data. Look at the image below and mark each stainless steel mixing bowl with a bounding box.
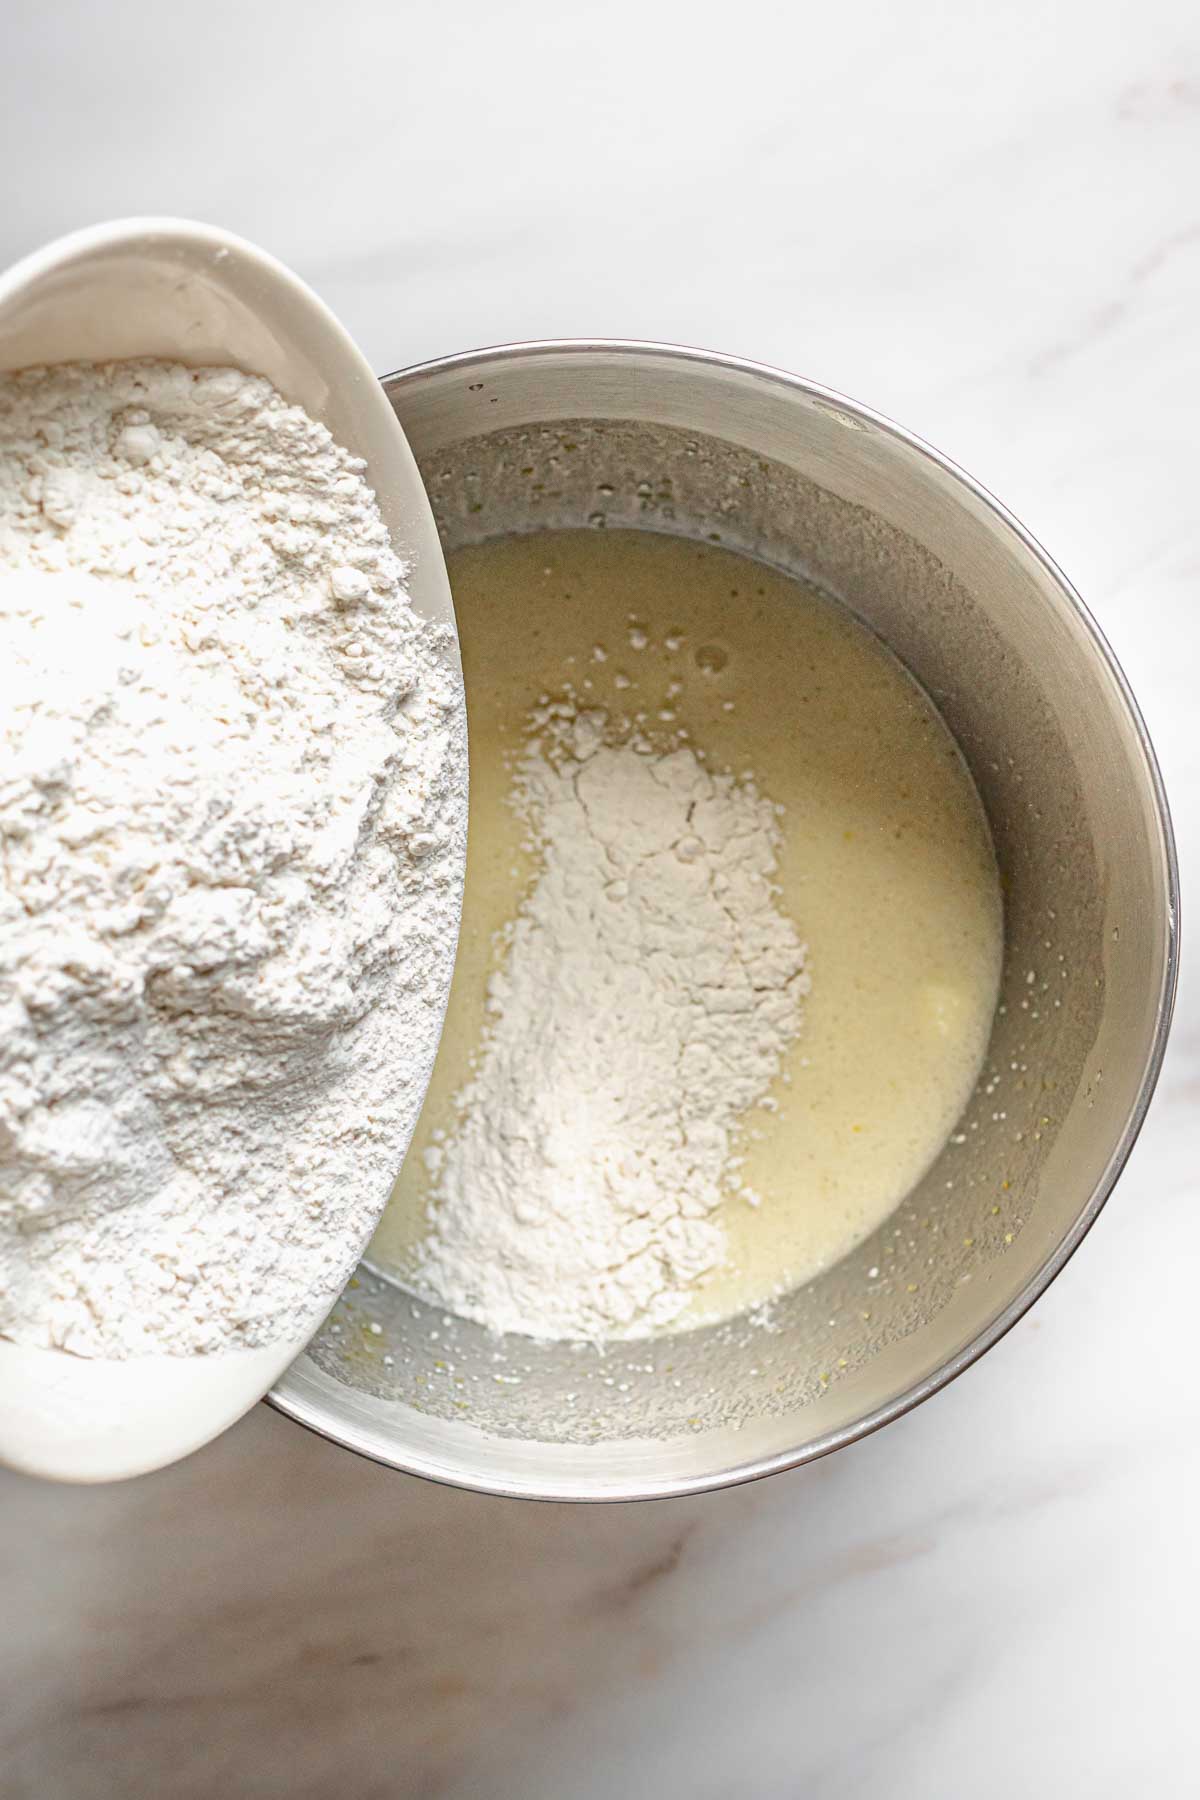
[271,341,1178,1499]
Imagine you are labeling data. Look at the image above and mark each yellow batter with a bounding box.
[370,529,1003,1332]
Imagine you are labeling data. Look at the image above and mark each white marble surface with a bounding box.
[3,2,1200,1794]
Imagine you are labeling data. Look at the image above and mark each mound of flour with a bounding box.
[412,708,809,1340]
[0,360,465,1356]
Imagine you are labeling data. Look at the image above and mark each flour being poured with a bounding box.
[412,706,809,1340]
[0,360,465,1357]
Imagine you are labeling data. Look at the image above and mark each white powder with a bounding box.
[0,360,465,1357]
[412,708,809,1340]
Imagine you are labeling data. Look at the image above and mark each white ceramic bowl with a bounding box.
[0,220,464,1482]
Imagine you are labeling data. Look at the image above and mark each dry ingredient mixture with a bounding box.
[373,530,1003,1341]
[412,707,809,1338]
[0,359,464,1357]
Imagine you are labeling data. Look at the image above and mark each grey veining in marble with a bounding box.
[3,1,1200,1794]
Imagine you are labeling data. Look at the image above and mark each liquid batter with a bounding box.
[370,529,1003,1334]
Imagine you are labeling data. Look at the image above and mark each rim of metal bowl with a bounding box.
[268,338,1180,1502]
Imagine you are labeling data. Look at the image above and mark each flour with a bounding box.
[412,707,809,1340]
[0,359,465,1357]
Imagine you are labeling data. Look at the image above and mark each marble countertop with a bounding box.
[4,2,1199,1794]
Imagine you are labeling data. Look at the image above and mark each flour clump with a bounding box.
[0,359,465,1356]
[412,707,809,1339]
